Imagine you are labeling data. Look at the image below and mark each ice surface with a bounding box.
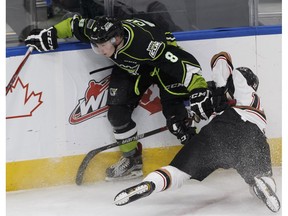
[6,167,282,216]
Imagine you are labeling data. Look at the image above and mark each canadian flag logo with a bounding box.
[6,77,43,119]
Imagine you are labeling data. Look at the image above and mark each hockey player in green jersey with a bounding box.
[25,16,213,181]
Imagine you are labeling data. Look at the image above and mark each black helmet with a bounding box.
[236,67,259,91]
[90,17,124,44]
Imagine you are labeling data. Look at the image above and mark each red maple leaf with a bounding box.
[6,77,43,119]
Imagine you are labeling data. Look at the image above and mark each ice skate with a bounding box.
[105,155,143,181]
[114,181,155,206]
[105,143,143,181]
[252,176,281,212]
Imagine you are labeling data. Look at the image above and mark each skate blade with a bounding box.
[254,177,281,212]
[105,170,143,182]
[114,183,150,206]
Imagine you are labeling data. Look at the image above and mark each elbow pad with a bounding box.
[71,15,90,43]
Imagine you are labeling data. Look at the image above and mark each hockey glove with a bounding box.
[167,115,196,145]
[211,87,229,112]
[190,88,213,120]
[25,27,58,52]
[209,81,236,113]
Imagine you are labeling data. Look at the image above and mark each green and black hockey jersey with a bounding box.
[54,16,207,96]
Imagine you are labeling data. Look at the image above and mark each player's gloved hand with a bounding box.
[211,87,229,112]
[211,86,236,113]
[167,115,196,145]
[190,88,213,121]
[25,27,58,52]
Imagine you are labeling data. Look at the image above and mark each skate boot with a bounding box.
[105,143,143,181]
[114,181,155,206]
[252,176,281,212]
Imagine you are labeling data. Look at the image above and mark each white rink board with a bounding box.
[6,34,281,162]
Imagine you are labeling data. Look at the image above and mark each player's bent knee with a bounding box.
[108,105,132,128]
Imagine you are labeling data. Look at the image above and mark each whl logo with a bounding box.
[69,76,110,124]
[69,75,162,125]
[6,77,43,119]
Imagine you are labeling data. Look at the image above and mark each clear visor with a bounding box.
[91,42,101,55]
[90,40,115,56]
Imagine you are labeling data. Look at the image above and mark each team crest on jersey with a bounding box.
[147,41,162,58]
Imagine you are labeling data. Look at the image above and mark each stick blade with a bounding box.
[75,149,100,185]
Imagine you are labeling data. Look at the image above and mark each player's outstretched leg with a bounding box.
[252,176,281,212]
[105,142,143,181]
[114,181,155,206]
[114,165,190,206]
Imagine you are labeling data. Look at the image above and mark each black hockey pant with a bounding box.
[170,108,272,186]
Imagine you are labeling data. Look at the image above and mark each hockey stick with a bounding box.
[75,125,168,185]
[89,65,114,75]
[6,47,34,95]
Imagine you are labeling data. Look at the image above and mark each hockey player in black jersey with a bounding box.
[113,52,281,213]
[25,16,212,181]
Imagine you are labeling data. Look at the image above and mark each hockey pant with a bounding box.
[170,108,272,186]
